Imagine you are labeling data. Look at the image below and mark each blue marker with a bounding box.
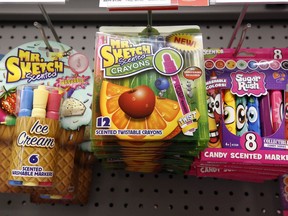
[247,96,261,135]
[236,96,248,136]
[8,180,23,186]
[18,86,34,117]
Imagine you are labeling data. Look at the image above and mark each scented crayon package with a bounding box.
[201,48,288,166]
[92,26,209,150]
[0,41,93,187]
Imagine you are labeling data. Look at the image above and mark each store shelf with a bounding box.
[0,165,282,216]
[0,21,287,215]
[0,0,288,21]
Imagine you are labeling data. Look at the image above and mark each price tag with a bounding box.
[178,0,209,6]
[99,0,173,8]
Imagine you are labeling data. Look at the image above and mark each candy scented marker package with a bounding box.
[0,41,93,187]
[201,48,288,177]
[92,26,209,152]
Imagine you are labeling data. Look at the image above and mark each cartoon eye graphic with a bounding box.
[207,97,215,118]
[285,103,288,120]
[236,104,246,130]
[280,101,284,121]
[224,106,235,124]
[214,93,222,115]
[247,106,258,123]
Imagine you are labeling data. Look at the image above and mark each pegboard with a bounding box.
[0,21,287,216]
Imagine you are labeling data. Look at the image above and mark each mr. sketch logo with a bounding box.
[230,71,267,97]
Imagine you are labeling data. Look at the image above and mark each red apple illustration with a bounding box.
[118,85,156,119]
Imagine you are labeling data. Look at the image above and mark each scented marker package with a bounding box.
[9,84,63,187]
[0,41,93,187]
[92,26,209,149]
[202,48,288,166]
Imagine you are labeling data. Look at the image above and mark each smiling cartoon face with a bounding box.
[236,96,248,136]
[207,93,222,148]
[208,92,222,124]
[223,90,236,135]
[247,96,261,134]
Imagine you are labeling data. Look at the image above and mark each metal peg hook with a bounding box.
[38,4,61,43]
[147,10,153,34]
[227,4,249,48]
[33,21,53,52]
[233,23,252,57]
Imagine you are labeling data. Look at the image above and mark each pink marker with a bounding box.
[163,54,177,74]
[270,90,283,132]
[46,90,62,120]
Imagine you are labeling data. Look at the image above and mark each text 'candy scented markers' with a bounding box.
[198,48,288,182]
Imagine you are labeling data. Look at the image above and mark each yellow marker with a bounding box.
[31,85,49,118]
[223,90,236,135]
[23,181,38,186]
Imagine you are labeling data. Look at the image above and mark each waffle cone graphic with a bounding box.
[0,125,15,144]
[30,150,94,205]
[34,142,78,197]
[58,126,85,146]
[72,151,94,204]
[9,117,60,186]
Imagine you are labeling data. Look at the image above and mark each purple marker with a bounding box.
[271,90,283,132]
[67,87,75,98]
[259,94,273,136]
[163,54,177,74]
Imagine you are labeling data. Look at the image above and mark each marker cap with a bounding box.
[46,90,62,120]
[19,86,33,117]
[5,115,16,126]
[31,85,49,118]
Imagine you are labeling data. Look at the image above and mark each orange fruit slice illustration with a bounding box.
[100,81,182,141]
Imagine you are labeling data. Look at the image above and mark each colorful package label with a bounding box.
[92,26,209,143]
[0,41,93,130]
[201,147,288,165]
[205,48,288,150]
[9,117,59,186]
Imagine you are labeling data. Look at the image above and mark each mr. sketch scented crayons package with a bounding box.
[92,26,209,147]
[91,26,210,173]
